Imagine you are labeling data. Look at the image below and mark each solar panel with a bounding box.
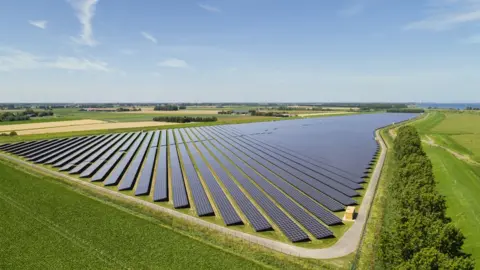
[174,129,184,145]
[205,127,359,201]
[170,133,189,208]
[135,131,161,196]
[79,132,137,177]
[118,131,154,190]
[153,145,168,201]
[8,140,48,154]
[2,141,37,152]
[177,137,214,216]
[201,129,334,239]
[204,128,342,225]
[215,126,363,189]
[160,130,167,146]
[184,129,242,225]
[190,139,269,230]
[30,137,89,163]
[55,133,119,169]
[150,130,160,148]
[179,129,192,143]
[44,135,106,165]
[21,138,69,158]
[92,152,124,182]
[167,130,175,145]
[221,125,364,181]
[195,131,308,242]
[104,132,147,186]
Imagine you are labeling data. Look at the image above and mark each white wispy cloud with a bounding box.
[69,0,99,46]
[141,31,157,44]
[198,3,221,13]
[404,0,480,31]
[0,47,110,72]
[338,4,364,17]
[158,58,189,68]
[28,20,48,29]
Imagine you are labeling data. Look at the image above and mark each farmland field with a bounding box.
[410,111,480,265]
[0,159,265,270]
[0,113,417,248]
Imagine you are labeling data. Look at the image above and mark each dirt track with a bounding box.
[0,120,106,133]
[15,121,177,135]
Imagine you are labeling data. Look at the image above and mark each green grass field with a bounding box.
[414,111,480,162]
[0,157,348,270]
[410,111,480,265]
[0,159,266,270]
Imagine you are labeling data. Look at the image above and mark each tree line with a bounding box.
[249,110,290,117]
[153,105,187,111]
[386,108,425,113]
[153,116,217,123]
[0,109,54,122]
[378,126,474,269]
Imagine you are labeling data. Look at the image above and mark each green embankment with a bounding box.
[411,111,480,266]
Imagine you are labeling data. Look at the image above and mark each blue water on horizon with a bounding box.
[416,103,480,110]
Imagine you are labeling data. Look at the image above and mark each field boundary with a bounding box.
[0,129,387,259]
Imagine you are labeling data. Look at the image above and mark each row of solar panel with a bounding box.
[0,126,361,242]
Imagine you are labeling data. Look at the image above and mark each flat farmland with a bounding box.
[0,113,417,247]
[0,159,267,270]
[0,120,177,135]
[0,120,106,132]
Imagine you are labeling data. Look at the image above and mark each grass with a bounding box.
[0,157,345,270]
[412,111,480,162]
[423,145,480,265]
[0,159,263,270]
[410,110,480,266]
[354,128,396,270]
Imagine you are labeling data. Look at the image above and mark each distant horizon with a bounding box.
[1,101,480,104]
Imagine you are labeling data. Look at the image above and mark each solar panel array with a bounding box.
[0,113,417,242]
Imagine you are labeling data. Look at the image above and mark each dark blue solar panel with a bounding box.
[45,135,106,165]
[56,133,121,170]
[135,131,161,196]
[79,133,136,177]
[174,129,184,145]
[203,127,358,203]
[197,132,308,241]
[201,129,333,239]
[190,141,269,230]
[22,138,69,158]
[219,126,365,186]
[184,130,243,225]
[160,130,167,146]
[204,127,343,224]
[168,130,175,145]
[9,140,48,154]
[118,131,154,190]
[170,141,189,208]
[177,136,214,216]
[153,145,168,201]
[104,132,147,186]
[31,137,89,163]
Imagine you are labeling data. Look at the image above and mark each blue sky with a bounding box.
[0,0,479,103]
